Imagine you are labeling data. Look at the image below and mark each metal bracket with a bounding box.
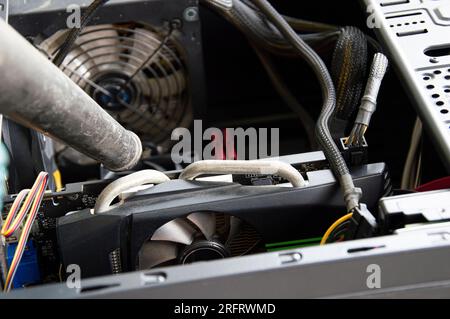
[362,0,450,171]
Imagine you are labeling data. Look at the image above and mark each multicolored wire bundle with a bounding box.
[1,172,48,292]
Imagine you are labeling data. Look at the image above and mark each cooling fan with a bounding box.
[40,22,192,149]
[138,212,263,269]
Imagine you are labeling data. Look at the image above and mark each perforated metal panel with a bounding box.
[363,0,450,170]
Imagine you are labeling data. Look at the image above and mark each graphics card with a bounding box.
[56,156,389,278]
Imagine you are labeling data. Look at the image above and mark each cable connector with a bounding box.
[340,174,362,212]
[339,137,368,166]
[355,53,389,127]
[346,204,378,239]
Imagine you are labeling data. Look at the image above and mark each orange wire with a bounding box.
[1,174,45,237]
[3,172,48,291]
[0,190,29,235]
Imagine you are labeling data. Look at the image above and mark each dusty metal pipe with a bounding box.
[0,19,142,171]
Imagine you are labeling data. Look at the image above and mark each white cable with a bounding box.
[95,170,170,213]
[354,53,389,127]
[179,160,307,187]
[401,117,422,189]
[414,148,423,189]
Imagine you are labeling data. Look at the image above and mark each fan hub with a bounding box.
[92,73,138,111]
[180,240,229,264]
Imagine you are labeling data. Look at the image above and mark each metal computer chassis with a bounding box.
[362,0,450,170]
[7,221,450,298]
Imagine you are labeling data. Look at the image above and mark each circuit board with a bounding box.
[1,180,110,285]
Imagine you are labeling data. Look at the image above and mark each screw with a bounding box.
[170,19,182,30]
[183,7,199,22]
[141,272,167,285]
[279,252,302,264]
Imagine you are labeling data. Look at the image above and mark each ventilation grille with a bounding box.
[204,213,262,257]
[365,0,450,167]
[420,67,450,129]
[386,11,429,37]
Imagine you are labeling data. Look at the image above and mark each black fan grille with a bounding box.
[215,213,262,257]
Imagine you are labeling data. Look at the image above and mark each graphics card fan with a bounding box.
[138,213,262,269]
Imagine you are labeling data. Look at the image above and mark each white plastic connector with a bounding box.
[355,53,389,126]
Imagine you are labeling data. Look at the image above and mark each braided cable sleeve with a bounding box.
[240,0,339,32]
[53,0,110,67]
[331,26,368,122]
[250,0,361,211]
[202,0,340,55]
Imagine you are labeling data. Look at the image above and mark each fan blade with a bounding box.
[61,47,98,88]
[187,213,216,241]
[138,241,178,269]
[151,218,196,245]
[77,25,121,71]
[226,216,243,246]
[126,28,160,73]
[147,70,187,100]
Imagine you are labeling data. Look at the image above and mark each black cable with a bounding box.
[53,0,110,67]
[331,27,368,124]
[240,0,339,33]
[328,31,384,138]
[253,47,317,149]
[250,0,360,211]
[366,35,384,54]
[283,15,339,33]
[202,0,340,56]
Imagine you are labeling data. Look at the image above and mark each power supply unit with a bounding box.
[8,0,206,150]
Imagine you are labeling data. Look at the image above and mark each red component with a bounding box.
[210,129,237,160]
[210,132,224,160]
[224,129,237,160]
[416,176,450,192]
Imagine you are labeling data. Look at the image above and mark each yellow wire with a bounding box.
[320,213,353,245]
[52,169,63,192]
[2,172,48,292]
